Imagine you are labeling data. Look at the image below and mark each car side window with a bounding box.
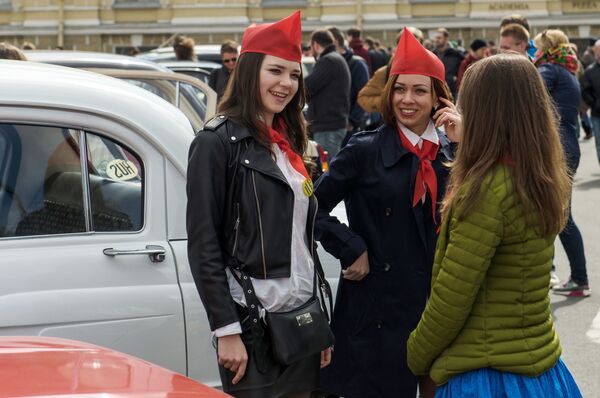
[0,124,86,237]
[0,124,145,238]
[86,133,144,232]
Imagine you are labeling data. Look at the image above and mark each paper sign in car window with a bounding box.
[106,159,139,181]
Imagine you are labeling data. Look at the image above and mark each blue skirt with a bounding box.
[435,358,582,398]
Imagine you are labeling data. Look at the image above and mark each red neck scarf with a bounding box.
[267,122,311,182]
[397,127,439,222]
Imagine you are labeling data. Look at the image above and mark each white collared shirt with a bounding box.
[397,120,439,149]
[214,144,315,337]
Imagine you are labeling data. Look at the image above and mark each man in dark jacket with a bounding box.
[433,27,464,98]
[208,40,238,102]
[306,29,351,158]
[365,37,389,72]
[346,27,372,75]
[583,40,600,164]
[328,26,369,143]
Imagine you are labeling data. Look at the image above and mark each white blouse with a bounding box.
[397,119,439,149]
[214,143,315,337]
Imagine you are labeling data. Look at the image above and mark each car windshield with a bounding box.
[123,78,207,131]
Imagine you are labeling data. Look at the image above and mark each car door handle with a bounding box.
[103,245,166,263]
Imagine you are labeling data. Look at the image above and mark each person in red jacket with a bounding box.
[456,38,487,91]
[346,27,372,75]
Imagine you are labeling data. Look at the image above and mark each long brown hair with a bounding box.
[441,53,570,236]
[218,52,308,155]
[380,75,452,127]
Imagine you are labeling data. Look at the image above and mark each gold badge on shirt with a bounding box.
[303,179,314,197]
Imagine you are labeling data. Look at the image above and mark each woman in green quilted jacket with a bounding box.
[407,53,582,397]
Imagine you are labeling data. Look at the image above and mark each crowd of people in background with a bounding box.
[2,16,599,159]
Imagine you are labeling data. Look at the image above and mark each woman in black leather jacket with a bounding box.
[186,11,331,398]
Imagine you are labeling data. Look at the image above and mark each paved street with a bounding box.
[317,134,600,396]
[553,135,600,397]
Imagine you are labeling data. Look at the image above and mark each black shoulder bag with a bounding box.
[229,259,334,366]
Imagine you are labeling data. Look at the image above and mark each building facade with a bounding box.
[1,0,599,52]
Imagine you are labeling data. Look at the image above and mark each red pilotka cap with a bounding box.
[390,27,445,82]
[240,10,302,63]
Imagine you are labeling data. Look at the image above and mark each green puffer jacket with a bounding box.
[407,165,561,385]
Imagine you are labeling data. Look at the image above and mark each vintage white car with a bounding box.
[0,60,341,388]
[0,60,221,385]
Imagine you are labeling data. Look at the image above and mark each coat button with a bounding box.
[244,159,250,164]
[231,136,236,141]
[376,321,383,329]
[384,207,392,216]
[383,263,391,272]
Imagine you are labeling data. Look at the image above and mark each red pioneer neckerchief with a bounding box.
[397,127,439,222]
[267,121,313,198]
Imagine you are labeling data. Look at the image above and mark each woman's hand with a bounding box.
[342,251,370,281]
[418,375,437,398]
[320,347,332,368]
[217,334,248,385]
[433,97,463,143]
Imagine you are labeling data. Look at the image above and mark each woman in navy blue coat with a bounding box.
[315,29,461,398]
[533,29,590,297]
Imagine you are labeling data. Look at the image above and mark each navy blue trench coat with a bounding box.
[315,123,453,398]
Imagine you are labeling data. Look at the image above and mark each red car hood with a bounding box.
[0,337,229,398]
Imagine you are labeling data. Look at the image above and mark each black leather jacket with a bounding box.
[186,116,320,330]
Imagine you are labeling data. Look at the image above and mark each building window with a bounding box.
[261,0,308,7]
[113,0,160,9]
[0,0,11,10]
[411,0,457,3]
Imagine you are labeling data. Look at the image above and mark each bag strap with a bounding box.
[228,253,331,321]
[228,261,316,313]
[227,263,269,373]
[313,254,334,322]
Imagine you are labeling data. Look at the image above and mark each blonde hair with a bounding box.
[443,53,570,236]
[534,29,569,53]
[173,35,196,61]
[500,24,530,44]
[395,27,424,45]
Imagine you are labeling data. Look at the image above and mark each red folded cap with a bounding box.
[240,10,302,63]
[390,27,445,83]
